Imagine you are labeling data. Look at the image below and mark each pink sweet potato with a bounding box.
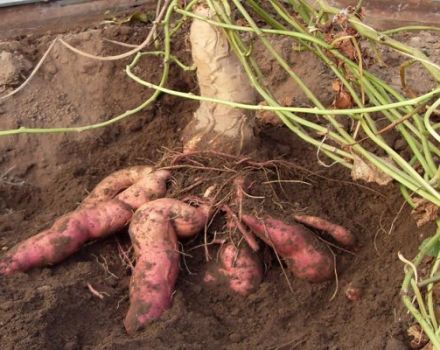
[124,198,210,334]
[116,169,171,209]
[0,170,171,275]
[0,200,133,275]
[241,214,334,282]
[81,166,153,207]
[124,213,179,335]
[204,243,262,296]
[293,214,355,247]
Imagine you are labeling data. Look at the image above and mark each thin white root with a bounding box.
[316,134,338,168]
[203,185,217,198]
[103,38,139,48]
[87,283,109,300]
[398,252,419,283]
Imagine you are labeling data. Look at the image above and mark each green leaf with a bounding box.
[420,236,440,257]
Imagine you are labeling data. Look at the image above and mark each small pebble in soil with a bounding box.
[64,341,78,350]
[230,307,240,316]
[345,282,362,301]
[36,285,51,293]
[229,333,243,343]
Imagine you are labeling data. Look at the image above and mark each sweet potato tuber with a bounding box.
[204,243,263,296]
[81,166,153,207]
[124,213,179,335]
[124,198,210,334]
[0,170,171,275]
[241,214,334,282]
[116,169,171,209]
[293,214,355,247]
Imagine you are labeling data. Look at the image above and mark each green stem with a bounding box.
[354,0,364,13]
[169,0,199,36]
[412,278,431,325]
[402,295,440,349]
[383,26,440,35]
[419,272,440,288]
[425,98,440,143]
[138,51,195,71]
[366,71,440,159]
[247,0,286,29]
[401,222,440,349]
[427,256,440,330]
[399,185,415,208]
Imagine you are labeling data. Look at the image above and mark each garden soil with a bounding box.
[0,13,439,350]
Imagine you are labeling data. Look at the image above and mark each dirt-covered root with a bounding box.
[124,217,179,335]
[181,4,257,155]
[124,198,211,334]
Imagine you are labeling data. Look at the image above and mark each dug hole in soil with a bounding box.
[1,14,439,350]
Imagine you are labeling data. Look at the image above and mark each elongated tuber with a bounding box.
[241,214,334,282]
[124,198,210,334]
[293,214,355,247]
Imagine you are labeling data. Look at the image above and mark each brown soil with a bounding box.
[0,13,439,350]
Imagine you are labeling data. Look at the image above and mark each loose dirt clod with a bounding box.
[351,155,393,186]
[411,198,439,227]
[344,282,362,301]
[0,51,31,89]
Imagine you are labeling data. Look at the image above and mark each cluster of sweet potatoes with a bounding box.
[0,166,170,275]
[204,212,355,296]
[0,166,355,334]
